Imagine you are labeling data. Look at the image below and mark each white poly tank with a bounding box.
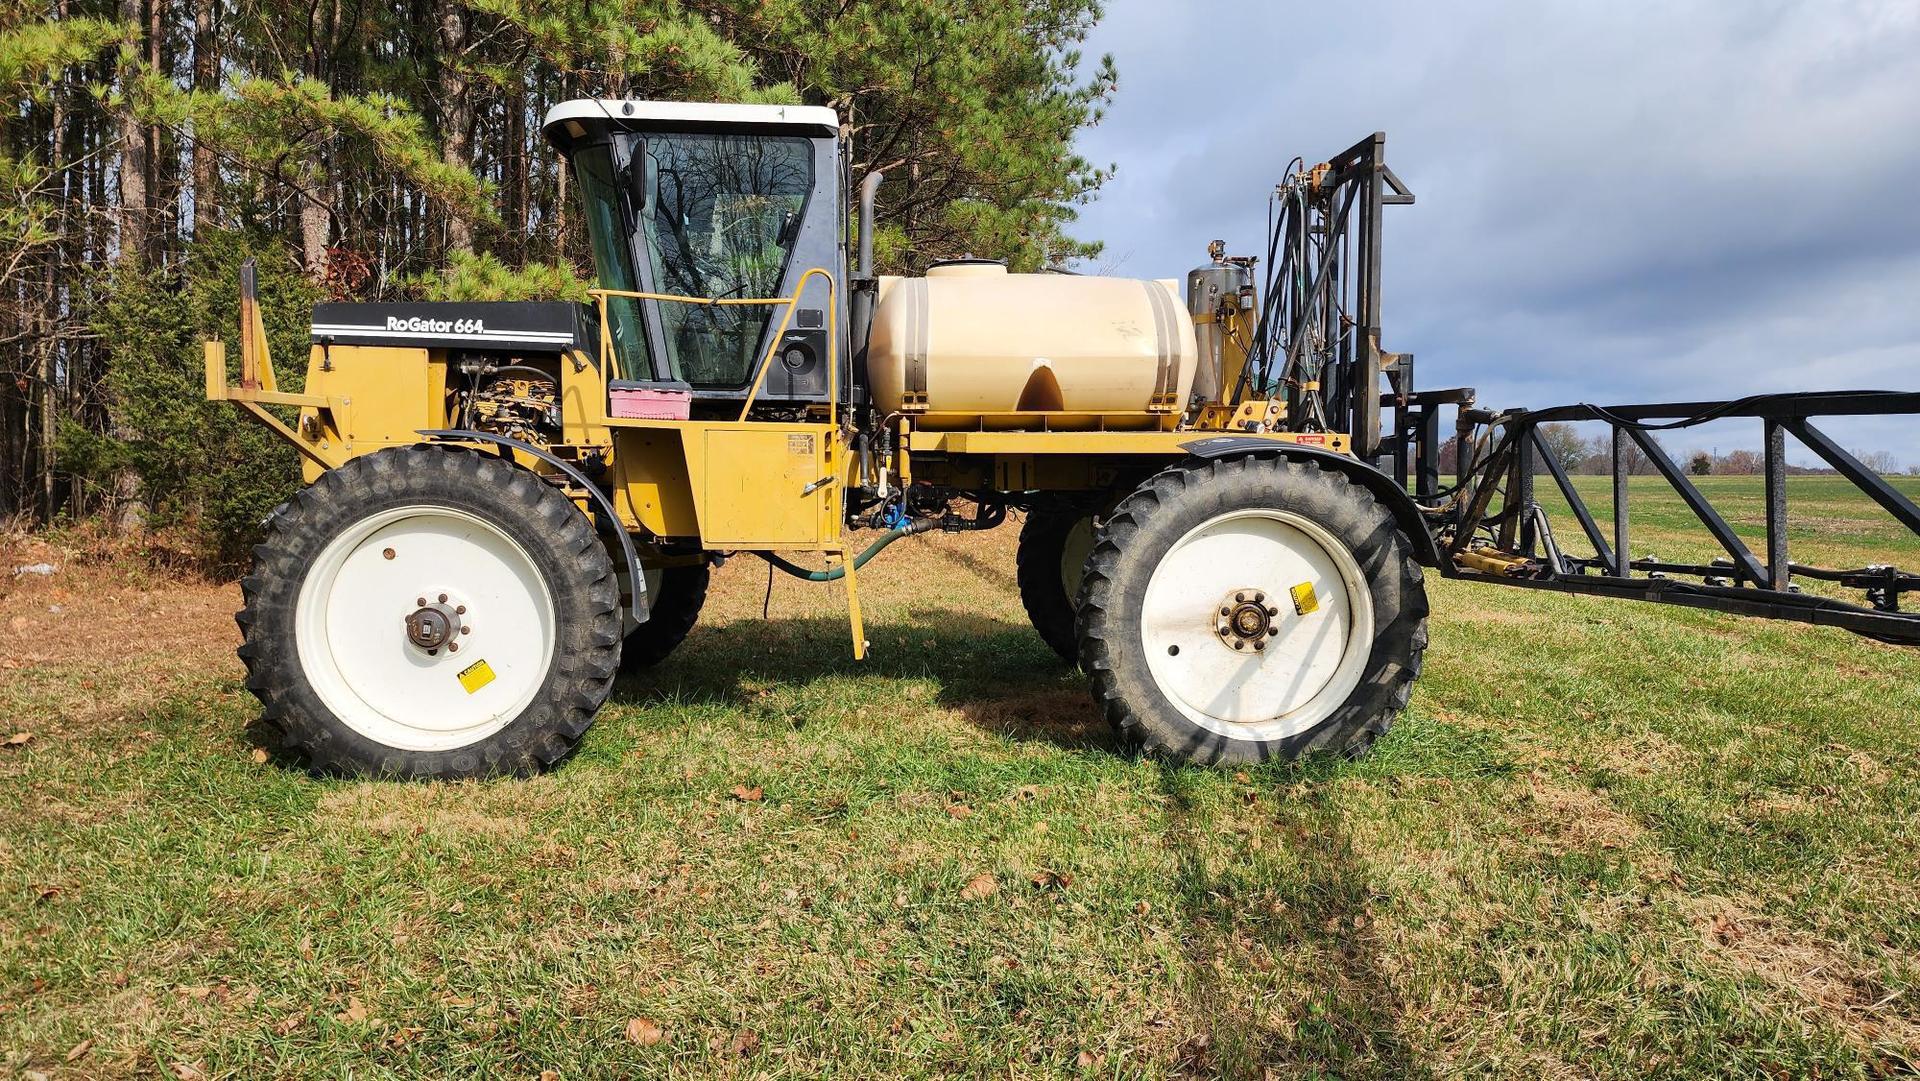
[866,262,1198,429]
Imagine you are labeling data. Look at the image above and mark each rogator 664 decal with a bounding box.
[386,315,488,335]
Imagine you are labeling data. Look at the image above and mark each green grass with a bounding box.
[3,476,1918,1078]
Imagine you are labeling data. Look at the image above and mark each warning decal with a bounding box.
[457,658,496,694]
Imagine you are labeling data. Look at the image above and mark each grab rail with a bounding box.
[586,267,840,421]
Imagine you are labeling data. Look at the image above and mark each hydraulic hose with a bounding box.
[754,519,937,582]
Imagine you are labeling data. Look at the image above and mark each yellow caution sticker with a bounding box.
[1290,581,1319,616]
[457,658,496,695]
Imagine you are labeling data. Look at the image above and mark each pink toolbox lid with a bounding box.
[609,385,692,420]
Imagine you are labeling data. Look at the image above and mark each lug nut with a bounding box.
[455,605,466,615]
[1253,641,1265,651]
[417,597,427,607]
[1220,607,1231,616]
[1267,607,1280,617]
[460,626,471,635]
[1235,592,1246,603]
[438,594,448,603]
[382,548,395,560]
[1231,640,1244,650]
[447,642,459,653]
[1267,626,1278,636]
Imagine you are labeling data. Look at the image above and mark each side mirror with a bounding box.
[623,151,648,214]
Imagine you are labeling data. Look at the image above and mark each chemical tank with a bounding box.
[867,261,1198,431]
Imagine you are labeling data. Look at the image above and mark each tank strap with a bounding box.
[903,278,930,411]
[1141,281,1179,411]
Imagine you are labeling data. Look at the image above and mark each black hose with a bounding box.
[754,520,936,582]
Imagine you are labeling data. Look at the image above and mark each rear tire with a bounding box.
[619,563,709,673]
[237,445,621,779]
[1076,455,1428,766]
[1017,508,1097,663]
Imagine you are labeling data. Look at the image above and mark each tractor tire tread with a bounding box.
[1075,455,1428,766]
[1016,509,1088,664]
[235,444,620,779]
[618,564,709,673]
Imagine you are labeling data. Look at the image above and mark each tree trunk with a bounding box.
[111,0,150,533]
[191,0,217,236]
[438,0,473,254]
[115,0,148,265]
[301,198,330,278]
[40,27,69,520]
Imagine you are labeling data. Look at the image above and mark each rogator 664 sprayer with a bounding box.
[207,100,1920,778]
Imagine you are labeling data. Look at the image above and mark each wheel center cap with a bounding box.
[1215,589,1281,651]
[405,601,461,651]
[1231,603,1270,638]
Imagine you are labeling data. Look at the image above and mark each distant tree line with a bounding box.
[1432,423,1910,479]
[0,0,1118,558]
[1529,422,1913,478]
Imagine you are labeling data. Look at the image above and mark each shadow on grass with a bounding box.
[1158,763,1433,1079]
[613,609,1120,752]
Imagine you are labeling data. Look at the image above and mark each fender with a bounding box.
[419,429,650,625]
[1178,435,1445,567]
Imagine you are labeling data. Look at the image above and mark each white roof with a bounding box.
[542,99,839,135]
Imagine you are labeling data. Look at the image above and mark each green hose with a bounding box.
[754,522,927,582]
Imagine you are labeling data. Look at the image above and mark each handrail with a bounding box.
[585,269,840,420]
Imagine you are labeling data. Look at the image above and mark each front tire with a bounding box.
[1076,455,1428,766]
[237,445,621,778]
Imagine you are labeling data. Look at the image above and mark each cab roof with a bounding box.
[541,99,841,151]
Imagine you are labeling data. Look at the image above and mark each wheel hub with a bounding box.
[1215,589,1281,652]
[404,594,469,654]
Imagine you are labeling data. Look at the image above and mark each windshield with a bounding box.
[641,133,813,386]
[572,143,651,379]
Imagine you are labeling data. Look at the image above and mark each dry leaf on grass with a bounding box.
[539,1072,560,1081]
[960,873,998,900]
[65,1038,93,1062]
[334,996,369,1024]
[945,802,973,819]
[626,1016,663,1046]
[272,1014,303,1035]
[250,747,269,765]
[1709,913,1746,944]
[4,731,32,747]
[729,785,764,803]
[169,1063,206,1081]
[728,1030,760,1056]
[1030,869,1074,891]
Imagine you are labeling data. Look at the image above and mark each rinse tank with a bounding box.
[866,262,1198,429]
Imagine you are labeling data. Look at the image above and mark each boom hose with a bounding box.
[754,520,934,582]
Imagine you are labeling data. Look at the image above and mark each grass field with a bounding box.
[3,475,1918,1079]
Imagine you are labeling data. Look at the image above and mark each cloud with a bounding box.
[1070,0,1920,466]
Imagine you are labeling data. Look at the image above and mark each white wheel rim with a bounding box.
[295,505,557,752]
[1139,508,1374,742]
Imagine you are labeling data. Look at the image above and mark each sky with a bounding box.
[1068,0,1920,467]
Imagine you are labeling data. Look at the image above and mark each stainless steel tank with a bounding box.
[1186,253,1253,406]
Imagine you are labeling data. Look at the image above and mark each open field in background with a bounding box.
[1538,474,1920,576]
[2,475,1918,1079]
